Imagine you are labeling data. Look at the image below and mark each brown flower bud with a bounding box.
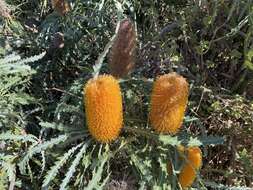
[109,18,136,78]
[51,0,70,16]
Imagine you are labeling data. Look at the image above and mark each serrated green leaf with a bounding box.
[19,135,68,175]
[42,143,83,189]
[85,152,110,190]
[59,141,91,190]
[186,136,224,147]
[159,135,181,146]
[0,132,38,143]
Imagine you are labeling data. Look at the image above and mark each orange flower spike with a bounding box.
[179,147,202,189]
[149,73,189,134]
[84,75,123,143]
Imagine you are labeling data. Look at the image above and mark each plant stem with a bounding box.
[123,126,158,140]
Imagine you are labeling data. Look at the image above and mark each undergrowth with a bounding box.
[0,0,253,189]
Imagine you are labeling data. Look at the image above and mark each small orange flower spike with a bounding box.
[178,147,202,189]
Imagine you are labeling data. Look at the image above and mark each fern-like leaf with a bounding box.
[40,122,66,132]
[187,136,224,147]
[0,132,38,143]
[159,135,181,146]
[0,52,45,75]
[19,135,68,174]
[17,52,46,65]
[42,143,83,189]
[0,54,21,64]
[59,140,91,190]
[85,153,110,190]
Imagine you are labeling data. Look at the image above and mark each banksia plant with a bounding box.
[178,147,202,189]
[109,18,136,78]
[84,75,123,143]
[51,0,70,15]
[149,73,189,134]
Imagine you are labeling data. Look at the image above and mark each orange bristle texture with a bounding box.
[51,0,70,15]
[84,75,123,143]
[149,73,189,134]
[178,147,202,189]
[109,18,136,78]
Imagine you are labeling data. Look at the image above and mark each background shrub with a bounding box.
[0,0,252,189]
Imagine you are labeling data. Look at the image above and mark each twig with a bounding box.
[123,126,158,140]
[189,87,205,129]
[46,87,82,100]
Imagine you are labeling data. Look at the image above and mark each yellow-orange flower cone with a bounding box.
[84,75,123,143]
[149,73,189,134]
[178,147,202,189]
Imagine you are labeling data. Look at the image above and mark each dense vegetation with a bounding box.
[0,0,253,189]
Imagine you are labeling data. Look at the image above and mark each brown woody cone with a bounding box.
[109,18,136,78]
[51,0,70,16]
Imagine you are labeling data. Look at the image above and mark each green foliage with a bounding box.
[18,134,68,175]
[59,141,90,190]
[0,52,45,129]
[0,51,46,189]
[0,0,253,189]
[42,143,83,188]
